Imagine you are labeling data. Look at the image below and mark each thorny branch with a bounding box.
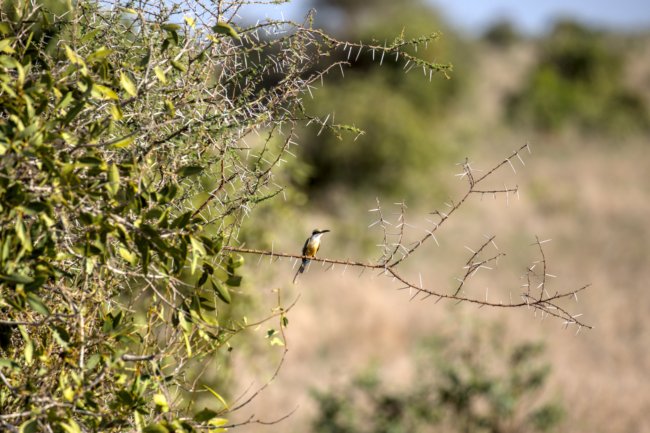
[224,144,592,330]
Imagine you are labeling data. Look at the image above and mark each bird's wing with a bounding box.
[301,237,310,256]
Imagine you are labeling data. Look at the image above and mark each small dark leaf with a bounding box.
[228,254,244,268]
[212,280,231,304]
[194,408,219,423]
[26,293,50,316]
[197,270,209,288]
[177,165,203,178]
[52,326,70,348]
[171,211,192,229]
[225,275,242,287]
[24,201,50,214]
[202,262,214,274]
[1,273,34,284]
[19,419,39,433]
[78,156,102,166]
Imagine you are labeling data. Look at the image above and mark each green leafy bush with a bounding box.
[507,20,649,134]
[483,20,521,47]
[300,6,468,201]
[2,1,437,430]
[312,328,565,433]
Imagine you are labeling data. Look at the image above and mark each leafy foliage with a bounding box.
[482,20,520,47]
[311,328,565,433]
[507,20,649,134]
[0,0,446,431]
[299,6,464,200]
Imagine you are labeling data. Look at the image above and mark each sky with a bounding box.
[428,0,650,34]
[243,0,650,35]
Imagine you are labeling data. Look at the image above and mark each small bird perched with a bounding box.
[293,229,330,283]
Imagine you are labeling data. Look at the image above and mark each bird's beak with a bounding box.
[320,229,331,234]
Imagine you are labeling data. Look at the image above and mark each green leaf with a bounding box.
[0,273,34,284]
[86,354,101,371]
[52,326,70,348]
[110,104,123,121]
[194,408,219,423]
[63,387,75,402]
[178,165,203,177]
[154,66,167,84]
[170,60,186,72]
[87,47,113,63]
[0,38,15,54]
[171,211,192,229]
[80,28,102,43]
[203,384,229,410]
[153,393,169,412]
[229,253,244,268]
[26,293,50,316]
[119,247,138,266]
[63,102,86,125]
[162,23,181,32]
[208,418,228,429]
[107,163,120,196]
[64,44,85,66]
[92,84,118,100]
[120,72,137,97]
[225,275,242,287]
[15,216,32,252]
[212,21,241,40]
[0,358,19,369]
[19,419,39,433]
[59,420,81,433]
[212,280,231,304]
[178,311,192,335]
[110,134,135,149]
[190,235,206,274]
[197,270,209,287]
[20,326,34,364]
[143,424,170,433]
[164,99,175,116]
[56,91,74,111]
[78,156,102,166]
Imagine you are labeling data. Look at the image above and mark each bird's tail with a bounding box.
[293,259,309,284]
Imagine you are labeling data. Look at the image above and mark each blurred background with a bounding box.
[228,1,650,432]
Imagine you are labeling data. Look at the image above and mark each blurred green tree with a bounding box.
[299,2,469,201]
[482,19,521,47]
[507,20,649,134]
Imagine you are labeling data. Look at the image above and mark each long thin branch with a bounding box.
[221,143,591,329]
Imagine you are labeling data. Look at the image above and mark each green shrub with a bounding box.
[300,6,468,201]
[507,20,649,135]
[311,328,565,433]
[483,20,521,47]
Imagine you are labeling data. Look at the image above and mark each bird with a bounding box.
[293,229,330,283]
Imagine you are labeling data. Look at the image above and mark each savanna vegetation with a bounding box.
[2,0,648,432]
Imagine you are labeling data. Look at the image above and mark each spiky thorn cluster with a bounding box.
[226,144,591,330]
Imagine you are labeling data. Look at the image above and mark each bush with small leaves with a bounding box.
[507,20,649,134]
[0,1,447,431]
[311,328,565,433]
